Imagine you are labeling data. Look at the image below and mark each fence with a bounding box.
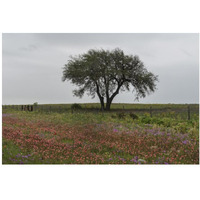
[2,104,199,120]
[109,105,198,120]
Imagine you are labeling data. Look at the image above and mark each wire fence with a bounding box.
[2,104,199,120]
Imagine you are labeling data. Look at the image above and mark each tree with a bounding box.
[62,48,158,111]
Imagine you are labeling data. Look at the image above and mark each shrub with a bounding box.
[33,102,38,106]
[111,114,117,119]
[71,103,82,110]
[129,112,138,120]
[141,116,152,124]
[117,112,126,119]
[174,122,188,133]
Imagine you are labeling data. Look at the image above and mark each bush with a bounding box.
[174,122,188,133]
[71,103,82,110]
[33,102,38,106]
[141,116,152,124]
[111,114,117,119]
[117,112,126,119]
[129,112,138,120]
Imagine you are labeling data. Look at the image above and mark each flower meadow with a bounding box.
[2,110,199,164]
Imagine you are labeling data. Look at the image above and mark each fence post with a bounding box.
[187,105,191,120]
[150,106,152,117]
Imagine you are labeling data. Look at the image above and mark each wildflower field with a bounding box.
[2,104,199,164]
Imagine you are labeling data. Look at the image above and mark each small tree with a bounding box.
[33,102,38,106]
[62,48,158,111]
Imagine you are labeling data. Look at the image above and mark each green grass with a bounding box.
[2,138,60,164]
[3,104,199,136]
[2,139,37,164]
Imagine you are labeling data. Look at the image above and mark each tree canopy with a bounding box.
[62,48,158,110]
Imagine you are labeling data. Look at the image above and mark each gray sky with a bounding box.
[2,33,199,105]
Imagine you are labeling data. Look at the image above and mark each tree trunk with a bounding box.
[105,83,122,111]
[95,82,105,110]
[100,96,105,110]
[106,99,111,111]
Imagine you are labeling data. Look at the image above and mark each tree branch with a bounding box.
[110,82,123,103]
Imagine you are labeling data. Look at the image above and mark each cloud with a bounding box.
[20,44,38,52]
[181,49,193,57]
[2,33,199,104]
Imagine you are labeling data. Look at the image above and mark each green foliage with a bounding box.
[117,112,126,119]
[140,116,171,126]
[174,122,188,133]
[3,103,199,135]
[62,48,158,110]
[129,112,139,120]
[33,102,38,106]
[141,116,152,124]
[2,139,23,164]
[71,103,82,110]
[111,114,117,119]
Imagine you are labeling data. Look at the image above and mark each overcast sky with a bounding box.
[2,33,199,105]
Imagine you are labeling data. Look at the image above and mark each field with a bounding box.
[2,103,199,164]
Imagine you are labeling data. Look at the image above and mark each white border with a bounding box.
[1,0,199,200]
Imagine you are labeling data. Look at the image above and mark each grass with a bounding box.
[2,139,45,164]
[2,103,199,164]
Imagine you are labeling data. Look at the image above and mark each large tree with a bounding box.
[62,48,158,110]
